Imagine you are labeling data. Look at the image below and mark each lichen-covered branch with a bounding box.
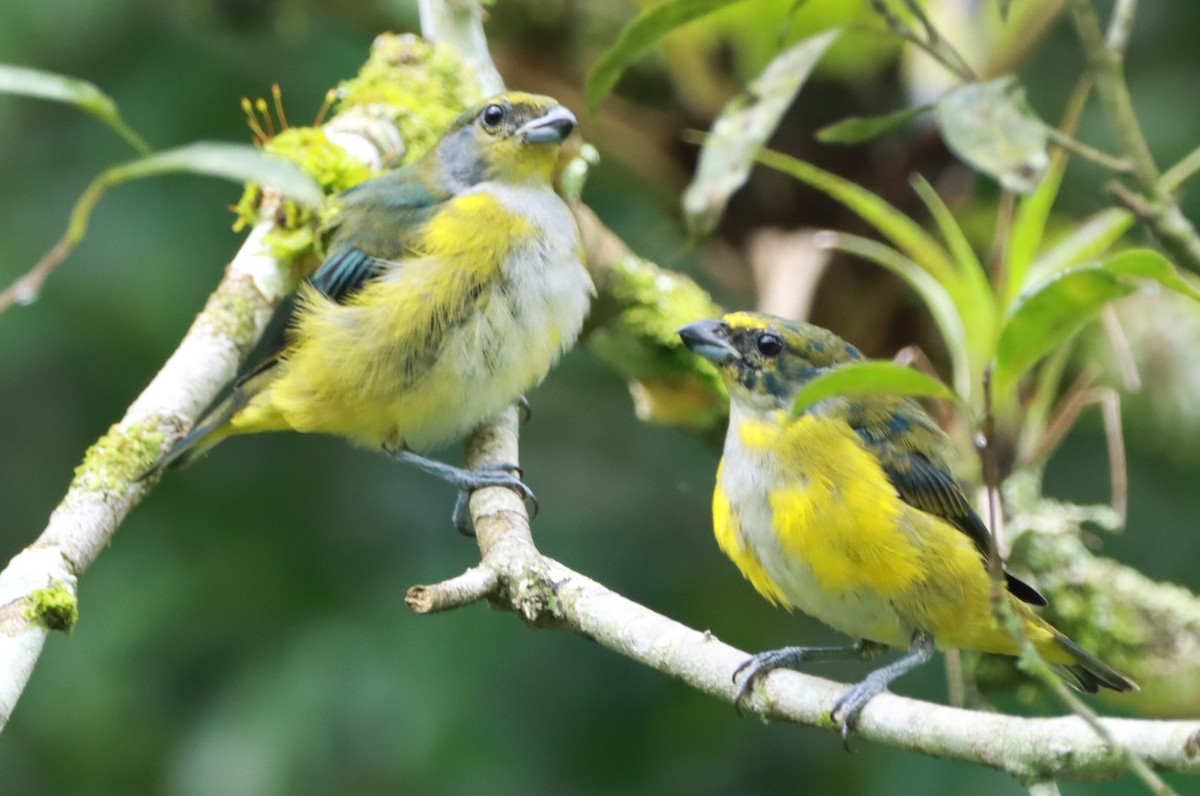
[0,33,484,732]
[573,203,727,440]
[0,200,290,729]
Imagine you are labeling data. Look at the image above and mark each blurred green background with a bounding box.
[1,1,1198,794]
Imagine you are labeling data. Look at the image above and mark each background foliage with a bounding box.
[1,1,1198,794]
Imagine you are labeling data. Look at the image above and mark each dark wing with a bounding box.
[846,399,1047,606]
[233,169,447,386]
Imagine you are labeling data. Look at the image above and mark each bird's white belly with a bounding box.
[401,184,593,450]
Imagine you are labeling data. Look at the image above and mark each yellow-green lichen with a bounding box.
[233,126,375,260]
[198,276,274,349]
[72,419,165,498]
[337,33,481,165]
[588,256,727,431]
[24,583,79,632]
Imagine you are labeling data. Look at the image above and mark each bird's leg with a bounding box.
[387,450,538,536]
[733,639,888,711]
[830,631,935,740]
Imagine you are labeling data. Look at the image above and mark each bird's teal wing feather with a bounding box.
[311,168,446,303]
[231,169,448,389]
[844,398,1047,606]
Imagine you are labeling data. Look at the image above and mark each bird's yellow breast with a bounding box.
[750,413,922,596]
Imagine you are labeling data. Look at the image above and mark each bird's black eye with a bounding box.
[481,104,506,129]
[756,332,783,357]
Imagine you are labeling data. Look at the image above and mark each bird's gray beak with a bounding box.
[678,319,738,364]
[521,106,577,144]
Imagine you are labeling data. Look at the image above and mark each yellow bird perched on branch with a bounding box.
[148,93,594,530]
[679,311,1135,736]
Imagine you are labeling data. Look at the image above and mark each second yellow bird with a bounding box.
[679,312,1135,736]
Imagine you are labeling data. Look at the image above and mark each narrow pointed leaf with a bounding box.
[816,105,930,145]
[756,148,960,286]
[683,30,840,236]
[1027,207,1134,285]
[790,360,957,417]
[908,175,995,379]
[585,0,749,112]
[994,266,1135,393]
[0,64,149,153]
[1004,79,1090,303]
[935,76,1048,194]
[818,231,971,399]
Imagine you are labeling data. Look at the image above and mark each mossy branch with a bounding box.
[0,32,485,732]
[410,408,1200,784]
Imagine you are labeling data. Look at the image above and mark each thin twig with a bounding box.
[869,0,975,82]
[1160,141,1200,193]
[1041,123,1134,174]
[1105,0,1139,54]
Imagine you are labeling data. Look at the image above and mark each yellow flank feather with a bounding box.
[713,462,789,607]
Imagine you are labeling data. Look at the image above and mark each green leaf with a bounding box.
[104,142,324,206]
[0,63,149,154]
[1,143,323,311]
[756,149,960,287]
[682,30,840,236]
[816,105,930,145]
[934,76,1049,194]
[1104,248,1200,303]
[1026,207,1134,286]
[817,231,971,399]
[585,0,749,112]
[1004,79,1090,305]
[994,266,1135,394]
[790,360,958,417]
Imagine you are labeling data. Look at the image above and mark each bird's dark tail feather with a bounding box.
[1054,632,1138,693]
[139,390,248,481]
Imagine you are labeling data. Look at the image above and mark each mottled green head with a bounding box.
[678,312,861,411]
[431,92,576,189]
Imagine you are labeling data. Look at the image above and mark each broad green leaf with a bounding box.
[1104,248,1200,303]
[994,266,1135,394]
[1,143,322,311]
[816,105,930,145]
[1026,207,1134,285]
[1004,79,1090,305]
[935,76,1048,194]
[0,64,149,154]
[818,231,971,399]
[683,30,840,236]
[756,149,961,288]
[790,360,957,417]
[585,0,749,111]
